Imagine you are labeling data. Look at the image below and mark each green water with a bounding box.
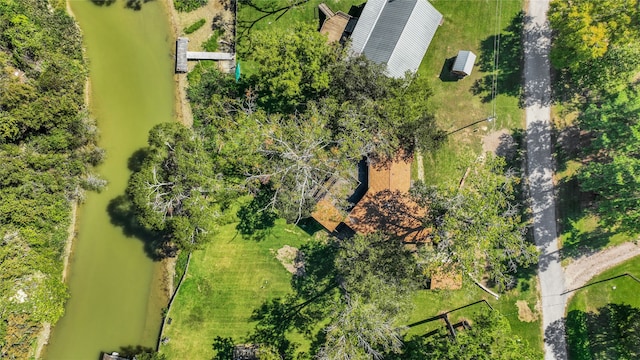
[45,1,174,359]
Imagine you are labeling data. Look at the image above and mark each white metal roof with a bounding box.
[350,0,443,78]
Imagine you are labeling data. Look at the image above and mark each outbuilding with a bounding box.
[451,50,476,77]
[349,0,443,78]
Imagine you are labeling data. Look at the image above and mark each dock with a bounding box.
[175,37,188,73]
[175,37,235,73]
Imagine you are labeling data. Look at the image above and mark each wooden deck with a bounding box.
[175,37,188,73]
[320,11,352,43]
[175,38,236,73]
[187,51,235,61]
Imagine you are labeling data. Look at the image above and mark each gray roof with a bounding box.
[350,0,443,78]
[452,50,476,76]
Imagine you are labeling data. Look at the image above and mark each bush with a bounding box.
[174,0,207,12]
[184,18,206,34]
[202,29,223,52]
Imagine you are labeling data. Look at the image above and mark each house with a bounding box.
[345,155,429,243]
[312,153,429,243]
[349,0,443,78]
[451,50,476,77]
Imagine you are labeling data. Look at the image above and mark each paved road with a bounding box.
[523,1,568,359]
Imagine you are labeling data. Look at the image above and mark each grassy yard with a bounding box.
[566,257,640,359]
[418,0,525,187]
[406,269,543,357]
[159,219,314,359]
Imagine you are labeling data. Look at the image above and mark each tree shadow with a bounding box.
[236,185,278,241]
[90,0,154,10]
[544,317,568,360]
[90,0,116,6]
[566,304,640,359]
[107,194,175,260]
[245,239,339,358]
[472,11,524,104]
[124,0,153,11]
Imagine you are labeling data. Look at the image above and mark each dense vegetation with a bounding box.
[126,24,445,252]
[549,0,640,233]
[173,0,207,13]
[0,0,102,357]
[133,17,537,355]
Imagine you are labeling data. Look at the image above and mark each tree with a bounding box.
[127,122,231,251]
[317,233,422,359]
[247,24,341,112]
[245,105,356,223]
[411,155,537,289]
[327,56,444,161]
[549,0,640,93]
[566,304,640,360]
[577,88,640,233]
[394,309,538,359]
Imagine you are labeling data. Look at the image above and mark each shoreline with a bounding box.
[163,0,194,128]
[34,2,85,357]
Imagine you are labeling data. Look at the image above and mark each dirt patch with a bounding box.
[275,245,305,276]
[564,241,640,295]
[482,128,511,154]
[516,300,538,322]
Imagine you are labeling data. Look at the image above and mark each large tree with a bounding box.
[317,232,422,359]
[394,309,538,359]
[246,23,341,112]
[411,155,537,289]
[127,122,230,251]
[549,0,640,93]
[577,88,640,233]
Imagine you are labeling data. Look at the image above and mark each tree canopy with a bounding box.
[394,309,537,360]
[549,0,640,93]
[0,0,101,357]
[411,155,537,289]
[126,122,233,252]
[184,24,443,223]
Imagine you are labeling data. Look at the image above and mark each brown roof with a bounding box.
[346,189,429,243]
[311,198,345,232]
[367,156,412,193]
[320,12,352,43]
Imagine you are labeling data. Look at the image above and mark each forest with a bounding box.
[0,0,103,357]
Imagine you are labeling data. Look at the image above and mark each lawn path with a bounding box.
[523,1,567,359]
[564,242,640,293]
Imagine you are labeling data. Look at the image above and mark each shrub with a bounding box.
[184,18,206,34]
[174,0,207,12]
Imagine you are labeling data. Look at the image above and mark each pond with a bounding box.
[45,1,175,358]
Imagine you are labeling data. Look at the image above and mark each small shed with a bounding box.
[451,50,476,77]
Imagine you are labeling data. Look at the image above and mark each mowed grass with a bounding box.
[566,257,640,359]
[419,0,525,187]
[160,219,312,359]
[406,271,543,356]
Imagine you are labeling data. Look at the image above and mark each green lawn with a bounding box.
[406,270,543,357]
[418,0,525,187]
[160,219,314,359]
[566,257,640,359]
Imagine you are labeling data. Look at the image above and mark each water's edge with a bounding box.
[43,0,176,357]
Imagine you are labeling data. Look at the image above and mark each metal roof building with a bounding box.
[452,50,476,77]
[349,0,443,78]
